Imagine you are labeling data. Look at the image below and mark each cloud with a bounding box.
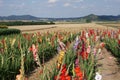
[64,3,71,7]
[48,0,58,4]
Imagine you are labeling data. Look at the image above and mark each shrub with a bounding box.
[0,29,21,35]
[86,19,92,23]
[0,25,8,29]
[0,21,55,26]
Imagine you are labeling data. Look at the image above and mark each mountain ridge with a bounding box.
[0,14,120,21]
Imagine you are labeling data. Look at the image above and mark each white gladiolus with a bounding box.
[75,36,79,42]
[98,48,101,54]
[86,32,89,38]
[95,72,102,80]
[119,34,120,40]
[96,36,100,42]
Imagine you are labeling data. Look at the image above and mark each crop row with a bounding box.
[0,31,77,80]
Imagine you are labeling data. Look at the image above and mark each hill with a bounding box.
[0,14,120,21]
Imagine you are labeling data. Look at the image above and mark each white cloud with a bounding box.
[64,3,71,7]
[48,0,58,4]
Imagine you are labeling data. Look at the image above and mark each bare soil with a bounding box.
[27,54,58,80]
[97,48,120,80]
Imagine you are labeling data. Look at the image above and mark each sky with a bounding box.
[0,0,120,18]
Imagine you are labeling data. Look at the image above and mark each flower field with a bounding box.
[0,28,120,80]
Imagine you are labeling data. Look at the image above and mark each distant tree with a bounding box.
[86,19,92,23]
[49,21,55,24]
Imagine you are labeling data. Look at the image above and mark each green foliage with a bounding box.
[104,37,120,58]
[0,25,8,29]
[0,29,21,35]
[0,32,77,80]
[0,21,55,26]
[86,19,92,23]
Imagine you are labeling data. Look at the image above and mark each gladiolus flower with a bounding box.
[87,46,91,53]
[118,39,120,45]
[54,64,71,80]
[85,32,89,38]
[100,42,105,48]
[73,36,80,51]
[29,44,40,66]
[39,69,43,74]
[93,48,97,55]
[74,66,83,80]
[95,72,102,80]
[57,39,66,52]
[98,48,101,54]
[57,51,65,68]
[81,51,88,60]
[75,58,79,67]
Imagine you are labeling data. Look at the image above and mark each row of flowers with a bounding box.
[103,29,120,60]
[0,31,78,80]
[1,28,119,80]
[37,29,106,80]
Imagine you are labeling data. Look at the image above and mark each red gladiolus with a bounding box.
[23,34,27,38]
[29,44,38,61]
[29,47,32,51]
[100,42,105,48]
[108,31,111,37]
[39,69,43,74]
[89,29,94,36]
[118,40,120,45]
[54,75,71,80]
[74,66,83,80]
[0,48,4,53]
[37,32,41,36]
[54,64,71,80]
[81,51,88,60]
[1,39,5,46]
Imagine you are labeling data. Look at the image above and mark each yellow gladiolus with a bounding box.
[11,38,16,47]
[57,50,65,68]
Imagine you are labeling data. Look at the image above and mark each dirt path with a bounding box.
[97,48,120,80]
[27,54,58,80]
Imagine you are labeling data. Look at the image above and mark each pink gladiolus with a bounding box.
[29,44,38,61]
[87,46,91,53]
[100,42,105,48]
[93,48,97,55]
[75,58,79,66]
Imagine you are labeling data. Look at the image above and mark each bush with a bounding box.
[86,19,92,23]
[0,25,8,29]
[0,21,55,26]
[0,29,21,35]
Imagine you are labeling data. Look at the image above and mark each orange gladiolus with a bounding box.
[54,64,71,80]
[74,66,83,80]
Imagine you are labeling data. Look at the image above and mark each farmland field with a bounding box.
[97,22,120,29]
[8,23,117,33]
[0,23,120,80]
